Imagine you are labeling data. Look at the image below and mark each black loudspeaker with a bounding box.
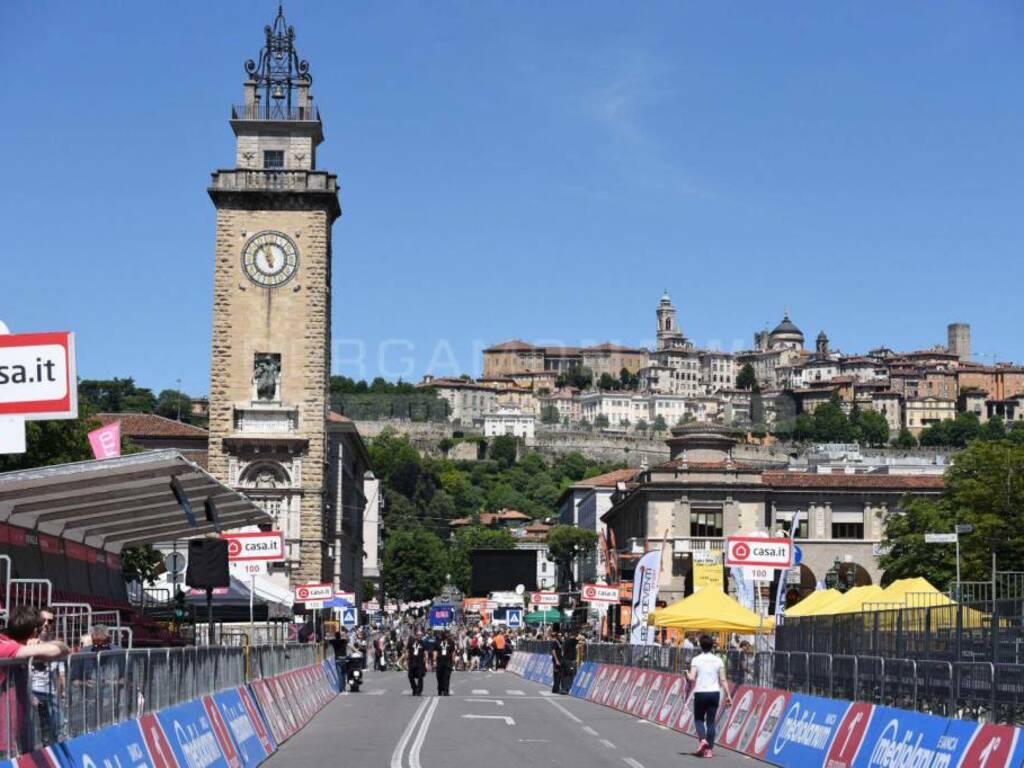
[186,539,230,589]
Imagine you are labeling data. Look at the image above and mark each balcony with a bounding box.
[210,169,338,194]
[232,103,320,122]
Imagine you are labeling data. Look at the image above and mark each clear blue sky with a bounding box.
[6,2,1022,395]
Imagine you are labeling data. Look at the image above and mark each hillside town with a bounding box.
[419,291,1023,443]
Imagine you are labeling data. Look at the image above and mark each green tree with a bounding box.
[594,415,610,428]
[792,414,815,442]
[597,373,618,391]
[895,427,918,448]
[121,544,164,586]
[369,429,423,498]
[880,440,1024,585]
[155,389,193,423]
[540,405,561,425]
[736,364,758,391]
[811,396,853,442]
[382,528,448,601]
[619,368,638,391]
[578,418,592,431]
[489,435,518,469]
[555,366,593,390]
[920,412,982,447]
[981,416,1007,442]
[855,409,890,447]
[448,526,517,594]
[79,378,156,413]
[653,415,667,432]
[546,525,598,588]
[636,419,649,433]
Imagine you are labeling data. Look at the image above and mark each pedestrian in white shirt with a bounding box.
[685,635,733,758]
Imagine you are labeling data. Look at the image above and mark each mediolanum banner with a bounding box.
[629,549,662,646]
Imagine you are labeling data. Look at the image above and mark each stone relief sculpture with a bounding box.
[253,353,281,402]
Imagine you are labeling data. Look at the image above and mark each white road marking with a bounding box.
[462,714,515,725]
[624,759,645,768]
[367,690,385,696]
[507,689,525,695]
[540,691,558,697]
[582,726,600,737]
[545,696,582,724]
[389,696,430,768]
[472,689,489,695]
[465,698,504,705]
[601,739,617,749]
[409,695,440,768]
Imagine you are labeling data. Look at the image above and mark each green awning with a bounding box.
[525,608,567,625]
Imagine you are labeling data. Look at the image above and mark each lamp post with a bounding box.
[954,524,973,601]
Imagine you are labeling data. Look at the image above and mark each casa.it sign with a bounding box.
[725,536,793,569]
[293,583,333,603]
[531,592,560,606]
[0,332,77,419]
[223,531,285,562]
[581,584,619,604]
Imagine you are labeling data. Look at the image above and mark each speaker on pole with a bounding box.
[186,539,230,589]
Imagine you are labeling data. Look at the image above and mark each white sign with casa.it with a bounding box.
[725,536,793,569]
[581,584,619,604]
[294,583,333,603]
[223,532,285,562]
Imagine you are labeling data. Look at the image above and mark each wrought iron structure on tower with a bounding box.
[243,4,314,121]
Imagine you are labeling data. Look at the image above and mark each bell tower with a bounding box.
[656,290,687,350]
[207,5,340,585]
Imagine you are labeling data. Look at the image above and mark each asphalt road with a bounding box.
[267,668,759,768]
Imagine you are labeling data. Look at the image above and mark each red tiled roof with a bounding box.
[180,449,210,470]
[97,413,208,439]
[762,472,944,490]
[328,411,352,423]
[486,339,538,352]
[574,468,641,488]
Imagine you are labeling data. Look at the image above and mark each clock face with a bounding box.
[241,231,299,288]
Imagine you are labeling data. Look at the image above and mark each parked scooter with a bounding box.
[347,649,365,692]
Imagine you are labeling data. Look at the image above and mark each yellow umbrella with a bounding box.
[652,588,774,633]
[784,588,842,618]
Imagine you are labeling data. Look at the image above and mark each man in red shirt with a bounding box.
[0,606,69,754]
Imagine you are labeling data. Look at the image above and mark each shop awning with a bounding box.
[652,588,774,633]
[0,449,271,552]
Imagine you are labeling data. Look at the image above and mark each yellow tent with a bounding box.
[878,578,954,608]
[652,588,775,633]
[807,585,885,616]
[784,588,842,618]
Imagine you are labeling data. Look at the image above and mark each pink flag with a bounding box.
[88,422,121,459]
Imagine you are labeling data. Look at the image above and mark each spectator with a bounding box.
[29,610,65,745]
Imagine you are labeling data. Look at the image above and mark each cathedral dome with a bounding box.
[768,313,804,347]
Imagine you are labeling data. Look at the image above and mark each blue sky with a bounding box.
[5,2,1022,395]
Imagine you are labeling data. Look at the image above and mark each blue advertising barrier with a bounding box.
[767,693,852,768]
[851,706,966,768]
[322,658,341,693]
[569,661,598,698]
[61,720,156,768]
[211,688,274,767]
[155,699,232,768]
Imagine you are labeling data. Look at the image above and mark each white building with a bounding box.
[362,472,383,592]
[483,405,536,440]
[419,376,498,424]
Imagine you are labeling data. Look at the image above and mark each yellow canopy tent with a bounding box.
[784,588,842,618]
[878,577,954,608]
[807,585,885,616]
[651,588,775,633]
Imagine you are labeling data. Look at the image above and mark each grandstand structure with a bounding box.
[0,449,270,646]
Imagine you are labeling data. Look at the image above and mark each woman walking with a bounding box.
[686,635,733,758]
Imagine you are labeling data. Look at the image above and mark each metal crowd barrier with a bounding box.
[10,642,318,757]
[515,641,1024,724]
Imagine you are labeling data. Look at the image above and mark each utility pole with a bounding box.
[175,378,183,421]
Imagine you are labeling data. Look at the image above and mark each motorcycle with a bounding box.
[347,650,365,692]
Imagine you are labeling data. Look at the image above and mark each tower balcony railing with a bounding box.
[210,168,338,194]
[231,103,320,122]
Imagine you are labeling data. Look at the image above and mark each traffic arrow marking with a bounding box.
[462,714,515,725]
[465,698,504,706]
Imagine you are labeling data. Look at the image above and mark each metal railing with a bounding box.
[15,642,319,758]
[210,169,338,194]
[515,641,1024,724]
[231,103,320,122]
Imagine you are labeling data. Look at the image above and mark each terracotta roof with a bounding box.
[574,468,640,488]
[328,411,352,423]
[179,449,210,470]
[97,413,208,439]
[485,339,537,352]
[651,460,765,473]
[450,509,532,527]
[584,343,646,353]
[762,472,944,490]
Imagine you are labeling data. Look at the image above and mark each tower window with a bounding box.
[263,150,284,169]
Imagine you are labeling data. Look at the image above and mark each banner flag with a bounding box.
[87,421,121,459]
[629,549,662,645]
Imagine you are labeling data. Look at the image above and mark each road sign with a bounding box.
[164,551,186,575]
[223,531,285,562]
[0,331,78,420]
[507,608,523,629]
[340,607,358,628]
[293,583,333,603]
[725,536,793,569]
[794,545,803,565]
[925,533,958,544]
[530,592,559,606]
[581,584,619,604]
[335,590,356,604]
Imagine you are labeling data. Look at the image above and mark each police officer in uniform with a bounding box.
[434,630,455,696]
[549,629,564,695]
[406,628,426,696]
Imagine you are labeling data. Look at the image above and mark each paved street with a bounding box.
[267,669,755,768]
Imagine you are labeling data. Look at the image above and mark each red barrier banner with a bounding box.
[823,700,874,768]
[202,696,242,768]
[138,713,177,768]
[655,675,687,726]
[637,672,670,721]
[625,669,654,715]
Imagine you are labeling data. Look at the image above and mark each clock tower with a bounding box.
[207,6,340,585]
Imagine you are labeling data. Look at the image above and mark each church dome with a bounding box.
[768,312,804,344]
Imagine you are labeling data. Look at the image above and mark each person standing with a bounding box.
[686,635,733,758]
[406,629,426,697]
[434,631,455,696]
[549,630,563,695]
